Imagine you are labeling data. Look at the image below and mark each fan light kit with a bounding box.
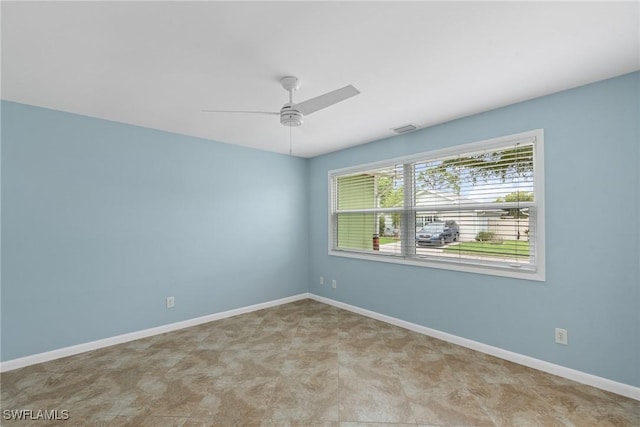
[203,76,360,128]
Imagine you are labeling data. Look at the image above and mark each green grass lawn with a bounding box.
[379,236,400,245]
[444,239,530,258]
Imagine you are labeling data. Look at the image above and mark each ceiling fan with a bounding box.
[202,76,360,128]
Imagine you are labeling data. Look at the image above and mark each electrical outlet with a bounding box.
[331,279,337,289]
[555,328,568,345]
[320,276,324,285]
[166,296,175,308]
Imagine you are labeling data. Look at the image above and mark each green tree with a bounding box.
[376,176,403,207]
[418,167,461,193]
[376,176,403,234]
[495,191,533,218]
[495,191,534,203]
[417,145,534,195]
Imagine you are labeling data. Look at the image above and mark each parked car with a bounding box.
[415,221,460,246]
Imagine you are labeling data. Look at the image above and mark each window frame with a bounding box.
[327,129,545,281]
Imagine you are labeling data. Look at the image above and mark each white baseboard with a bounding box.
[2,292,637,401]
[309,294,640,402]
[0,293,310,373]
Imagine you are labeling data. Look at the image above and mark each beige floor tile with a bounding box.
[183,415,264,426]
[261,420,339,426]
[281,350,338,377]
[403,381,494,426]
[339,371,415,424]
[266,370,339,421]
[0,299,637,426]
[470,383,568,426]
[340,423,417,427]
[216,345,288,377]
[533,383,639,427]
[447,353,523,386]
[108,415,188,426]
[187,375,279,422]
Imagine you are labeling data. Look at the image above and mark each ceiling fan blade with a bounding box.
[201,110,279,115]
[294,85,360,116]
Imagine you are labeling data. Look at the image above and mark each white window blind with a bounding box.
[329,130,545,281]
[331,164,405,255]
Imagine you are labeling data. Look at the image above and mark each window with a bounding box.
[328,130,545,281]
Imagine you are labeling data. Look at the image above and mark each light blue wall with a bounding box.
[308,72,640,387]
[1,101,309,361]
[2,73,638,389]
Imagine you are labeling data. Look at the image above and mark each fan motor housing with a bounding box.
[280,104,303,127]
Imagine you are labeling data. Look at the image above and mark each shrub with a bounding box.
[475,231,495,242]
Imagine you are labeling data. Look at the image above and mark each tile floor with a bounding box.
[1,299,638,426]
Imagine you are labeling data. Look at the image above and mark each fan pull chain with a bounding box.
[289,124,293,156]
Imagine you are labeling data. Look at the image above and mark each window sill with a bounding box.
[328,249,545,282]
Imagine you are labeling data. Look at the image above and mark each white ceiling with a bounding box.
[2,1,639,158]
